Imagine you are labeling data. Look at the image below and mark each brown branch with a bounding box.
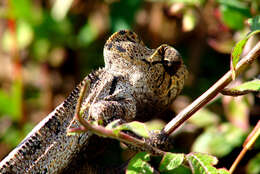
[163,41,260,135]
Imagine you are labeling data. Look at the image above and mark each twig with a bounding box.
[229,120,260,174]
[163,41,260,135]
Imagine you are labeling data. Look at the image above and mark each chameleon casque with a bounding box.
[0,30,188,173]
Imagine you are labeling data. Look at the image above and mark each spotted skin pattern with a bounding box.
[0,30,188,174]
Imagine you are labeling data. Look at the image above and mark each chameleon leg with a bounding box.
[89,97,137,124]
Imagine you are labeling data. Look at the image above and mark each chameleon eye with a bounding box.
[163,59,182,76]
[161,46,182,76]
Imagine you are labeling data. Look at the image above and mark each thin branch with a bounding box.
[164,41,260,135]
[229,121,260,174]
[69,123,165,155]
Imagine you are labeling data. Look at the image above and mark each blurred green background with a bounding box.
[0,0,259,173]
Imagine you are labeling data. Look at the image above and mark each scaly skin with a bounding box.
[0,30,188,174]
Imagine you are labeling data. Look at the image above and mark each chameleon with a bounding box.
[0,30,188,173]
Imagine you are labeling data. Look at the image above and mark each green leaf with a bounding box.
[0,80,22,121]
[105,119,122,136]
[230,30,260,79]
[222,79,260,96]
[219,4,249,30]
[230,37,248,78]
[2,20,34,52]
[217,0,251,15]
[10,0,32,21]
[32,38,50,61]
[182,9,198,32]
[186,152,218,174]
[145,119,165,131]
[162,165,192,174]
[232,79,260,91]
[192,123,245,157]
[246,153,260,174]
[105,119,121,129]
[126,152,153,174]
[188,108,219,127]
[51,0,73,21]
[159,152,184,172]
[77,21,98,47]
[218,168,230,174]
[117,121,150,138]
[230,15,260,79]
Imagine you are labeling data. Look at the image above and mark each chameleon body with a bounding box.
[0,30,188,173]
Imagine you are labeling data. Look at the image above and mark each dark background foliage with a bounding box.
[0,0,259,173]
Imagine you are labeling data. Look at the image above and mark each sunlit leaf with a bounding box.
[234,79,259,92]
[217,0,251,14]
[145,119,165,131]
[105,119,122,136]
[186,152,218,174]
[218,168,230,174]
[182,9,198,32]
[126,152,153,174]
[222,79,260,96]
[10,0,32,21]
[117,121,150,138]
[51,0,73,21]
[219,4,249,30]
[230,38,248,79]
[188,108,219,127]
[192,123,245,157]
[106,119,121,129]
[2,21,34,51]
[230,15,260,79]
[164,165,192,174]
[159,152,184,172]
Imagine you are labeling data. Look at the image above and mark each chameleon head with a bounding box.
[146,44,188,103]
[103,30,188,103]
